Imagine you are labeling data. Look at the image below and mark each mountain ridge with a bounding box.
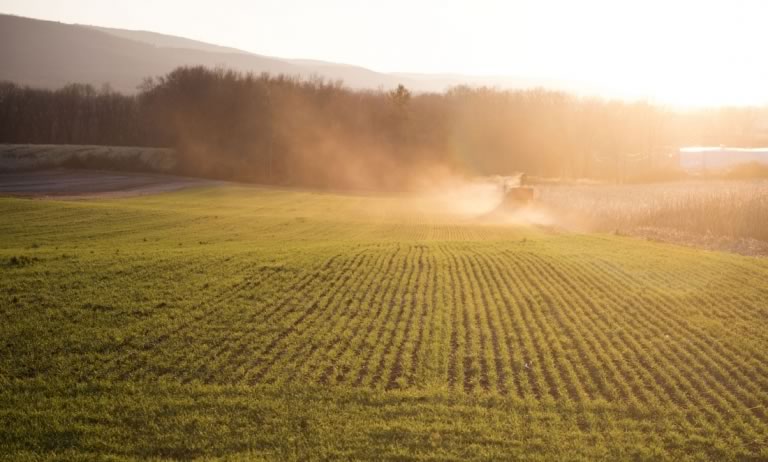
[0,13,560,94]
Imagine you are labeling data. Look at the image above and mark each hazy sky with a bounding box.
[2,0,767,106]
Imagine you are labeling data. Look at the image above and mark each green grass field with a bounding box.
[1,185,767,461]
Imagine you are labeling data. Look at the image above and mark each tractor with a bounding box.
[497,173,534,210]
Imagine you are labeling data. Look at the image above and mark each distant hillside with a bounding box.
[0,14,308,92]
[88,26,250,55]
[0,14,419,93]
[90,25,431,91]
[0,13,561,94]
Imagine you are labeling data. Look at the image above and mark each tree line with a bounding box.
[2,66,767,188]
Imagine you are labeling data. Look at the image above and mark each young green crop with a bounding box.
[1,185,767,460]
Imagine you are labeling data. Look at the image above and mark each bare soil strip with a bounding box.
[0,168,217,198]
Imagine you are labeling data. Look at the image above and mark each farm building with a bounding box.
[679,146,768,172]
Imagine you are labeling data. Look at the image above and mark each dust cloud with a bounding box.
[412,175,556,227]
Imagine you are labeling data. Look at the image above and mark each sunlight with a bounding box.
[2,0,766,106]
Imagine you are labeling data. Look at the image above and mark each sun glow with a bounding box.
[1,0,766,107]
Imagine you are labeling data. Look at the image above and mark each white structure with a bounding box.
[679,147,768,172]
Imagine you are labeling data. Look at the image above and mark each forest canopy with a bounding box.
[2,66,767,189]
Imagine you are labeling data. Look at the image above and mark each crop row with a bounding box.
[57,242,762,438]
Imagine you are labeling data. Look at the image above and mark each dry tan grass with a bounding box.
[538,180,768,242]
